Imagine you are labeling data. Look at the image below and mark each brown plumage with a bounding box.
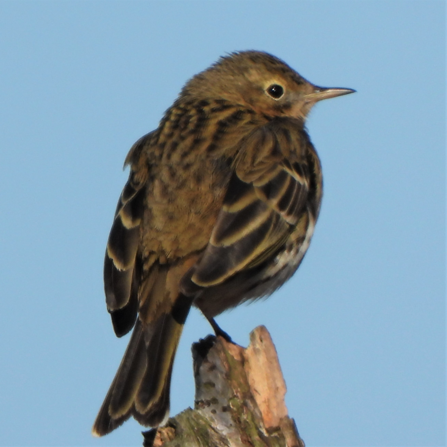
[92,51,354,436]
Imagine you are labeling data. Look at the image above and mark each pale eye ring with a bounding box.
[266,84,285,100]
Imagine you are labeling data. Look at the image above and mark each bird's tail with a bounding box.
[92,294,192,437]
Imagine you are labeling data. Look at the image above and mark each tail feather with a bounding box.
[109,321,147,418]
[92,295,193,437]
[136,309,185,414]
[92,319,145,437]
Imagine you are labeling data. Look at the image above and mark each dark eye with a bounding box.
[266,84,284,99]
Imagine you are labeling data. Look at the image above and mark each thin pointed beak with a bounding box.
[305,87,356,102]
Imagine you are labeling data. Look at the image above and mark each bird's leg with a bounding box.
[205,316,232,342]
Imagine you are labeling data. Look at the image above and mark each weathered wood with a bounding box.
[143,326,305,447]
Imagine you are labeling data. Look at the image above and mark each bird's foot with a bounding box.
[206,317,233,343]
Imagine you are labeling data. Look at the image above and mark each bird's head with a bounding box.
[181,51,355,120]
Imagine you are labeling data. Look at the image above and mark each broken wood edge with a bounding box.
[143,326,305,447]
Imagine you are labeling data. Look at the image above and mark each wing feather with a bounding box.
[104,133,151,336]
[105,186,145,312]
[190,125,310,288]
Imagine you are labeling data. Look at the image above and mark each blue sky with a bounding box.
[0,1,444,446]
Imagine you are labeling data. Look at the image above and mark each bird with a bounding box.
[92,50,354,437]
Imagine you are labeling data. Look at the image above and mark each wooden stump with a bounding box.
[143,326,305,447]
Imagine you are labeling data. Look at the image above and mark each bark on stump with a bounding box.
[143,325,305,447]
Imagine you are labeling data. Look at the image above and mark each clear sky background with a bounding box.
[0,1,444,446]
